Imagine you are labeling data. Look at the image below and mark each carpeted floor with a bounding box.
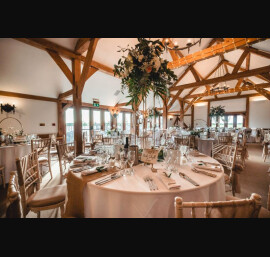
[0,143,269,218]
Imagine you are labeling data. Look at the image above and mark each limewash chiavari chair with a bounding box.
[174,194,262,218]
[56,142,76,182]
[93,134,103,145]
[31,138,53,180]
[103,137,112,145]
[82,132,91,153]
[6,171,22,218]
[218,135,233,145]
[212,143,238,196]
[16,150,66,218]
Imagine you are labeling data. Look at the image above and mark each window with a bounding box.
[125,113,131,133]
[211,116,217,128]
[104,111,111,131]
[93,110,101,131]
[227,115,234,128]
[237,115,243,128]
[117,113,123,131]
[155,116,159,129]
[210,114,245,129]
[65,108,74,143]
[160,116,163,128]
[82,109,90,143]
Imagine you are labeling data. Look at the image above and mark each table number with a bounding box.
[141,149,159,172]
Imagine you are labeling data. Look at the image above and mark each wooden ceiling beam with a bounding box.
[0,90,58,102]
[167,38,266,70]
[58,89,74,100]
[75,38,91,54]
[248,46,270,59]
[232,47,250,74]
[185,82,270,99]
[170,65,270,91]
[46,50,73,85]
[253,87,270,100]
[224,60,269,82]
[14,38,114,76]
[78,39,99,95]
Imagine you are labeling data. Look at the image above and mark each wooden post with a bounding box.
[57,101,64,137]
[207,101,211,127]
[72,59,83,156]
[162,96,168,129]
[191,104,194,129]
[246,96,250,127]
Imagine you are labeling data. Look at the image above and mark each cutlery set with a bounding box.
[95,172,122,185]
[143,176,159,191]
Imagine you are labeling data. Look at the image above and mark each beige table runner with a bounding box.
[63,165,119,218]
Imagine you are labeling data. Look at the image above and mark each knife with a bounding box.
[179,172,200,186]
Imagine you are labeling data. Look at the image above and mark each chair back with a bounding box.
[174,136,191,147]
[175,194,262,218]
[93,134,103,144]
[15,150,41,217]
[6,171,22,218]
[218,136,233,145]
[212,143,237,172]
[103,137,112,145]
[31,138,51,156]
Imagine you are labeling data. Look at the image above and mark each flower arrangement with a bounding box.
[148,107,161,119]
[113,38,177,109]
[209,105,225,117]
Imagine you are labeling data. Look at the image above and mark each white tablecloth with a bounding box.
[0,144,31,184]
[197,138,217,157]
[83,155,226,218]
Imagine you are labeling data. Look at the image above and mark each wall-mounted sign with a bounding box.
[93,98,100,108]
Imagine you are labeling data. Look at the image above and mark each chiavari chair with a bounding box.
[56,142,76,182]
[93,134,103,145]
[82,132,91,153]
[0,166,5,188]
[212,143,238,196]
[6,171,22,218]
[174,194,262,218]
[103,137,112,145]
[218,135,233,145]
[16,151,66,218]
[31,138,53,180]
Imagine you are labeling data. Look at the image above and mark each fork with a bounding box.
[148,176,158,190]
[144,176,153,191]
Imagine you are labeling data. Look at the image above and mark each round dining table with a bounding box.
[83,154,226,218]
[0,144,32,184]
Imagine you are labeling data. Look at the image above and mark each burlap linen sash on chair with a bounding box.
[63,166,119,218]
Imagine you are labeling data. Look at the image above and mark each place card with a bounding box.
[141,149,159,164]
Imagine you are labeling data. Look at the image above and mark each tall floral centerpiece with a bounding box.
[114,38,177,146]
[209,105,226,131]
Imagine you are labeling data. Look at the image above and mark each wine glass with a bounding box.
[120,152,128,176]
[128,150,135,175]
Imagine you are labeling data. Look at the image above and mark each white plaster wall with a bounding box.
[211,98,246,112]
[194,104,208,128]
[249,97,270,128]
[0,96,58,134]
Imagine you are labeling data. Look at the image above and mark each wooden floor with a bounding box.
[0,143,269,218]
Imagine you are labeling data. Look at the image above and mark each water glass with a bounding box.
[127,150,135,175]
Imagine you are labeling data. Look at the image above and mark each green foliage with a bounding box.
[113,38,177,109]
[148,107,161,118]
[209,105,225,117]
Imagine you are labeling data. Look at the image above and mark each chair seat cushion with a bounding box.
[38,157,48,162]
[50,150,58,155]
[27,184,66,208]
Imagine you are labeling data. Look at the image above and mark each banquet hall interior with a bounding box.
[0,37,270,218]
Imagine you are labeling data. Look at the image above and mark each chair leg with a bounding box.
[48,160,53,180]
[37,211,41,218]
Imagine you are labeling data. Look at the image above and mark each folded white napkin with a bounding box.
[192,163,221,172]
[81,167,99,176]
[159,173,181,190]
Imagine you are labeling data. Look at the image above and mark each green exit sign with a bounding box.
[93,98,100,107]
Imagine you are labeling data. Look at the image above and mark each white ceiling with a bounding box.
[1,38,270,111]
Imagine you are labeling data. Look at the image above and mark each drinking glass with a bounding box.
[128,150,135,175]
[120,152,128,176]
